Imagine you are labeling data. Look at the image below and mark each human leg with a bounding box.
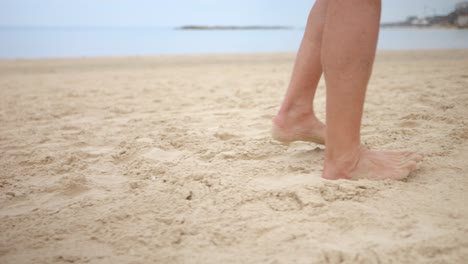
[272,0,329,144]
[321,0,422,180]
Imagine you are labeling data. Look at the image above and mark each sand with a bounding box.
[1,50,468,263]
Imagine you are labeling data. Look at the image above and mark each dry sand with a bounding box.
[1,50,468,263]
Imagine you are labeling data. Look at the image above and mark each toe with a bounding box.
[411,153,424,162]
[398,157,417,168]
[403,152,422,163]
[406,160,417,170]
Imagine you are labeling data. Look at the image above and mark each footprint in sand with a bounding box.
[60,125,84,137]
[398,121,419,128]
[45,175,90,196]
[143,147,183,162]
[213,132,238,141]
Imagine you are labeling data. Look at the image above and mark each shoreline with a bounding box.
[0,48,468,63]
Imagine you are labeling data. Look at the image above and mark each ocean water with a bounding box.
[0,27,467,59]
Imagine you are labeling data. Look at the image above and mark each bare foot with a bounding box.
[322,147,423,180]
[272,112,326,145]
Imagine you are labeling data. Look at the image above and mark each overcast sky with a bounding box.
[0,0,463,27]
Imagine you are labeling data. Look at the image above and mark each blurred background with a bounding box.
[0,0,467,59]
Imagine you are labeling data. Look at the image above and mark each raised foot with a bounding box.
[271,115,326,145]
[322,148,423,180]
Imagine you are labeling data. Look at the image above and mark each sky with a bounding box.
[0,0,463,28]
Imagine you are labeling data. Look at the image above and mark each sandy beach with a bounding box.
[1,50,468,263]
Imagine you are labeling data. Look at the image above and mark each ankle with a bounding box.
[279,100,314,116]
[323,146,362,179]
[274,111,316,131]
[276,104,315,123]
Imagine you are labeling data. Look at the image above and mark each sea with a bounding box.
[0,27,467,59]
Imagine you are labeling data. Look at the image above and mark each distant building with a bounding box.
[383,2,468,29]
[455,2,468,28]
[407,17,430,26]
[456,15,468,28]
